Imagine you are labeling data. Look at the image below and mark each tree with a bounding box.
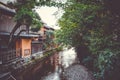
[7,0,63,46]
[56,0,120,80]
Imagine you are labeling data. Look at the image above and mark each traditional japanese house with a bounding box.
[0,1,58,80]
[40,24,55,39]
[30,22,56,54]
[40,24,55,49]
[0,2,40,64]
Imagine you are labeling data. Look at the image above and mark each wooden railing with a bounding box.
[0,48,21,64]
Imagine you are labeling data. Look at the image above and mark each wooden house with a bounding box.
[40,24,55,49]
[0,1,56,64]
[0,2,39,64]
[31,24,54,53]
[40,24,55,39]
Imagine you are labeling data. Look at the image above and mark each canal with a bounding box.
[5,47,94,80]
[4,48,94,80]
[38,47,94,80]
[40,47,77,80]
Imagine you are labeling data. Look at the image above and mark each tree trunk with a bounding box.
[8,22,21,47]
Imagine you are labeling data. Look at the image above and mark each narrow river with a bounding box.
[41,48,77,80]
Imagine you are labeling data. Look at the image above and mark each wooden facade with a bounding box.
[0,2,56,64]
[0,3,37,64]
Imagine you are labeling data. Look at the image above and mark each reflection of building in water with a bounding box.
[42,48,77,80]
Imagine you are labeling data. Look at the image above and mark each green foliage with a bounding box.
[56,2,101,47]
[46,30,54,43]
[44,30,55,49]
[30,12,42,32]
[94,49,113,79]
[56,0,120,80]
[7,0,65,31]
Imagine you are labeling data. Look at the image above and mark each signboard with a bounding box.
[24,49,30,56]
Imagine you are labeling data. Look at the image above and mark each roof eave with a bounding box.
[0,2,16,16]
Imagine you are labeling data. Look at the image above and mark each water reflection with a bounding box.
[60,48,76,68]
[42,72,60,80]
[42,48,77,80]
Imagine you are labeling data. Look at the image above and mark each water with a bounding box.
[60,48,76,68]
[42,48,77,80]
[42,72,60,80]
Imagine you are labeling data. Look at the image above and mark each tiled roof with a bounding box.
[43,24,55,30]
[0,32,39,38]
[0,2,16,16]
